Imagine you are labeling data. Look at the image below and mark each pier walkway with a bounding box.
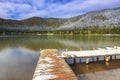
[32,49,78,80]
[62,47,120,63]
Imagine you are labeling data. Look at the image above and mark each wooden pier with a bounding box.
[32,49,78,80]
[32,47,120,80]
[62,47,120,64]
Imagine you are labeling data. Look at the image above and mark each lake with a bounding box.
[0,35,120,80]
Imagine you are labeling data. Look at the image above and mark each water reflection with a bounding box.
[57,35,120,50]
[0,35,120,80]
[78,69,120,80]
[70,59,120,80]
[0,47,39,80]
[0,35,120,50]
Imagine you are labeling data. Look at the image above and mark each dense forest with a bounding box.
[1,26,120,35]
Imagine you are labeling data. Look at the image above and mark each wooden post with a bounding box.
[86,58,89,64]
[92,57,94,61]
[79,48,82,63]
[92,48,95,62]
[73,58,76,64]
[79,58,81,63]
[104,56,106,61]
[105,56,110,62]
[110,56,112,60]
[115,55,116,59]
[97,57,99,61]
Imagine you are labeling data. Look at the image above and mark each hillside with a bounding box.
[0,7,120,33]
[58,7,120,30]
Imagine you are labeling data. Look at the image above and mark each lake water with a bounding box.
[0,35,120,80]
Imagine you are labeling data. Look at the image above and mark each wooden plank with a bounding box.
[32,49,78,80]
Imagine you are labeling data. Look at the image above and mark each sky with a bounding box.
[0,0,120,20]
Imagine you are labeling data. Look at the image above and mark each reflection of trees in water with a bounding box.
[0,35,120,50]
[57,36,120,50]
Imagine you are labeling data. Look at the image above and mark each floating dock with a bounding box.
[62,47,120,64]
[32,49,78,80]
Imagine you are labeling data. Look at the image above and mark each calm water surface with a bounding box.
[0,35,120,80]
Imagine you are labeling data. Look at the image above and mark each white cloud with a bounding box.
[48,0,120,18]
[0,2,32,19]
[0,0,120,20]
[0,8,9,18]
[0,0,30,3]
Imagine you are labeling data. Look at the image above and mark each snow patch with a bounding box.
[34,57,57,80]
[40,57,54,63]
[34,74,57,80]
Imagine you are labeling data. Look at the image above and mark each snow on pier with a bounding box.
[62,47,120,63]
[62,47,120,58]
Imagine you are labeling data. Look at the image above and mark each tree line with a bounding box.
[0,26,120,35]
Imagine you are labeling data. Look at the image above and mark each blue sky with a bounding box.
[0,0,120,20]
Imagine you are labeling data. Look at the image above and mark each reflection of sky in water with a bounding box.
[0,47,39,80]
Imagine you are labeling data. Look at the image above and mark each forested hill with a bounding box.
[0,7,120,34]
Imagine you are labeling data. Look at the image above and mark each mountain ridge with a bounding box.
[0,7,120,32]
